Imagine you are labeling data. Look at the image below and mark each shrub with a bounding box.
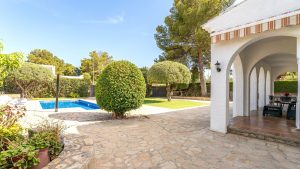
[4,77,89,98]
[96,61,146,118]
[6,63,54,98]
[140,67,152,97]
[69,92,80,98]
[54,78,89,98]
[148,61,191,101]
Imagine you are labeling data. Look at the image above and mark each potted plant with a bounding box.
[284,92,290,97]
[28,120,65,161]
[28,131,52,169]
[0,140,40,169]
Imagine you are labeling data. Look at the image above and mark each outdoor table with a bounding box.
[271,95,297,112]
[273,96,297,101]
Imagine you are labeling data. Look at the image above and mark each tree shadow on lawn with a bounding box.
[143,99,165,104]
[49,112,112,122]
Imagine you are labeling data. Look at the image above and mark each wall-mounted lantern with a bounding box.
[215,61,221,72]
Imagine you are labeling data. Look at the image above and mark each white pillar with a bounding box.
[232,55,244,117]
[210,60,229,133]
[297,37,300,129]
[266,71,271,104]
[250,68,258,111]
[258,67,266,109]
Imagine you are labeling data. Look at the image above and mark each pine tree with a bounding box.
[155,0,234,96]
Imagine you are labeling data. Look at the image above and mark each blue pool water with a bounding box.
[40,100,100,110]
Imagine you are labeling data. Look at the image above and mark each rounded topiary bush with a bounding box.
[96,61,146,118]
[148,61,191,101]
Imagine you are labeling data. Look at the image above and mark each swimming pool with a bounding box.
[39,100,100,110]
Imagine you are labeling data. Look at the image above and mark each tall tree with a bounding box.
[80,51,113,84]
[63,63,78,76]
[155,0,233,96]
[28,49,79,76]
[0,42,24,88]
[28,49,65,74]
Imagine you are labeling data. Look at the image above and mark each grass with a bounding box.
[143,97,209,109]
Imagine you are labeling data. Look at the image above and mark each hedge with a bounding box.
[179,82,233,97]
[274,81,297,93]
[179,81,297,96]
[4,78,89,98]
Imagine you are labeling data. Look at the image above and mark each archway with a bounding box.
[210,31,300,133]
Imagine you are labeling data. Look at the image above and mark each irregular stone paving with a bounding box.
[45,135,95,169]
[78,107,300,169]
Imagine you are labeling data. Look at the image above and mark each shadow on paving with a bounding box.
[77,107,210,134]
[49,112,112,122]
[75,106,300,169]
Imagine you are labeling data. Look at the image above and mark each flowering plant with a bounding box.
[284,92,290,97]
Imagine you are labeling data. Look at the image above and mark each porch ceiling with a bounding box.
[261,54,297,68]
[203,0,300,34]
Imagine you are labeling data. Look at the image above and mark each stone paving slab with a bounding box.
[44,134,95,169]
[77,107,300,169]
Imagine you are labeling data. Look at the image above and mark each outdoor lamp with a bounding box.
[215,61,221,72]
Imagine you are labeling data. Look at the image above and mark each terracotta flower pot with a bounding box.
[30,148,50,169]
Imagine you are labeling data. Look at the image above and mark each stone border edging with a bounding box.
[43,134,95,169]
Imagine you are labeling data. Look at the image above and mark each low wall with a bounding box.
[44,134,95,169]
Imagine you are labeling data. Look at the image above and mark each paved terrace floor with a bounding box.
[228,110,300,146]
[77,107,300,169]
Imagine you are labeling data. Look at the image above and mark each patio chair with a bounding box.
[280,96,292,111]
[263,104,283,117]
[287,102,296,120]
[269,95,274,105]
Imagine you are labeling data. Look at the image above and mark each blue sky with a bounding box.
[0,0,173,67]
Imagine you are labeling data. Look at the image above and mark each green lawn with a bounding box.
[143,97,209,109]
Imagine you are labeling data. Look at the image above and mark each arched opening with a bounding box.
[223,36,300,141]
[224,36,297,117]
[211,33,299,133]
